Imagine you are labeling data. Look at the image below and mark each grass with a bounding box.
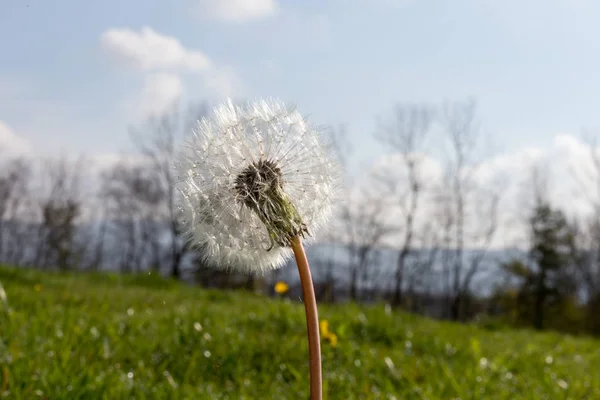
[0,266,599,399]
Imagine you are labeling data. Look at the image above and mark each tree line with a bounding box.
[1,98,600,336]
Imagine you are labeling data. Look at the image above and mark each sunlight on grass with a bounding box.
[0,266,599,399]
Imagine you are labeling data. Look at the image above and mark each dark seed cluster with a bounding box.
[234,159,308,249]
[234,159,283,209]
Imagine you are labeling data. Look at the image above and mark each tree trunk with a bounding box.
[171,250,182,279]
[533,291,545,330]
[392,250,407,307]
[349,268,358,301]
[533,272,546,330]
[450,294,461,321]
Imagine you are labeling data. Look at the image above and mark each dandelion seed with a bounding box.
[194,322,203,332]
[127,308,134,316]
[204,350,211,358]
[384,357,395,370]
[164,371,178,388]
[558,379,568,389]
[103,338,111,359]
[384,303,391,315]
[0,280,7,308]
[127,372,134,379]
[90,327,99,339]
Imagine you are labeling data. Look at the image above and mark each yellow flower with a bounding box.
[320,320,330,336]
[327,333,338,348]
[320,320,338,347]
[34,284,41,292]
[274,281,289,294]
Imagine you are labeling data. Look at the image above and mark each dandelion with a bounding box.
[274,281,289,294]
[320,320,330,336]
[320,319,338,347]
[326,333,338,347]
[176,98,338,272]
[175,98,340,400]
[34,284,42,292]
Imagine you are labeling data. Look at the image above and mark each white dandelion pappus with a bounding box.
[175,98,340,273]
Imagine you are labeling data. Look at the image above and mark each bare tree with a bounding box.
[405,220,439,313]
[81,181,109,271]
[436,99,500,320]
[373,103,436,306]
[130,101,211,279]
[100,160,164,273]
[325,125,393,301]
[0,156,31,265]
[574,218,600,334]
[343,193,393,301]
[570,136,600,334]
[34,156,83,270]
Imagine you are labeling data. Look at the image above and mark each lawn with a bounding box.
[0,266,599,399]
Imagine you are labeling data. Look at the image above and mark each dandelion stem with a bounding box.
[291,236,322,400]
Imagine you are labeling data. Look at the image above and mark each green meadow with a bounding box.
[0,266,599,399]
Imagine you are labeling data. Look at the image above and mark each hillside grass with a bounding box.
[0,266,599,399]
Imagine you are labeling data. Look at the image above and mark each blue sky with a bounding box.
[2,0,600,173]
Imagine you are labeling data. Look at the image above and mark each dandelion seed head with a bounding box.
[175,98,340,273]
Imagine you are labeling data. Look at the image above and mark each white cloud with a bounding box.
[0,121,31,156]
[134,73,183,118]
[100,27,212,72]
[356,133,600,250]
[369,152,443,192]
[472,146,545,188]
[101,27,242,118]
[193,0,278,22]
